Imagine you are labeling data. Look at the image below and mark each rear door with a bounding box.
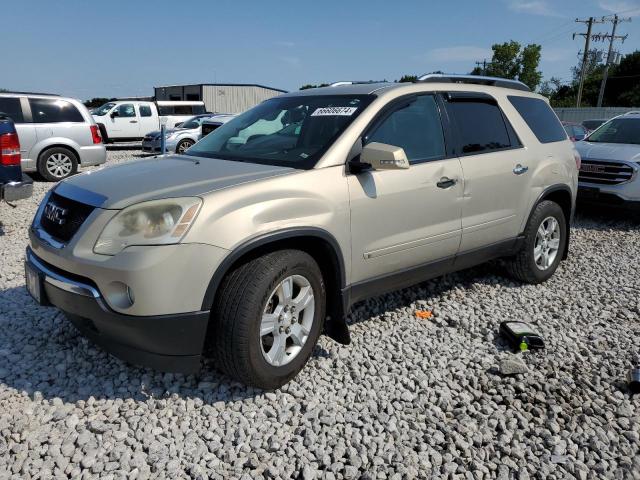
[443,92,532,252]
[348,94,464,286]
[137,103,158,136]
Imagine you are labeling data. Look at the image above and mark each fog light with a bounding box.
[104,281,135,309]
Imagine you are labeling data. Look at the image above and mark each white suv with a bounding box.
[26,75,578,388]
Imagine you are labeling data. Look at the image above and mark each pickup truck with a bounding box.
[0,114,32,203]
[92,100,207,143]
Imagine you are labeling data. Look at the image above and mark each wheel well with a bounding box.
[537,187,573,260]
[39,144,80,163]
[202,234,347,354]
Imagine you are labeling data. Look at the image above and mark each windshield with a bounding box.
[587,118,640,145]
[93,103,116,116]
[186,95,374,169]
[583,120,605,130]
[179,115,208,129]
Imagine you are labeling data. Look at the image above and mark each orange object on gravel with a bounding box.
[415,310,433,319]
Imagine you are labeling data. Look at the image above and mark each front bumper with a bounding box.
[1,174,33,202]
[142,138,177,153]
[25,248,209,373]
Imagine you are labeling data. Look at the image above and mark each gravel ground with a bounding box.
[1,150,639,479]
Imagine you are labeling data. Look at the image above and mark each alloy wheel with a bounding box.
[46,153,73,179]
[260,275,315,367]
[534,216,561,270]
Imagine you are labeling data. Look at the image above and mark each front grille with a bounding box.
[579,159,634,185]
[39,192,95,243]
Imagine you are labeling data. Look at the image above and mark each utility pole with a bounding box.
[574,17,599,108]
[596,14,631,107]
[475,59,489,75]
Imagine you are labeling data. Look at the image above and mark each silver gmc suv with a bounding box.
[575,111,640,209]
[0,92,106,181]
[25,75,578,389]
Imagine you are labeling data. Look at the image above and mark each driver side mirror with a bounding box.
[360,142,410,170]
[110,110,119,118]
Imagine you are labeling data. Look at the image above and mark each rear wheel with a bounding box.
[38,147,78,181]
[211,250,326,389]
[505,200,567,284]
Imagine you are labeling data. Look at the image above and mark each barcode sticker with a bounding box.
[311,107,358,117]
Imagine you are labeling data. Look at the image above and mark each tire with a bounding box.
[37,147,78,182]
[176,139,194,154]
[505,200,567,284]
[97,124,110,144]
[211,250,326,389]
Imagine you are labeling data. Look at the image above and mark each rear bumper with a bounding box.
[78,144,107,167]
[25,248,209,373]
[1,174,33,202]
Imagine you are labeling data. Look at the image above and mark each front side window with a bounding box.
[508,96,566,144]
[587,118,640,145]
[365,95,445,163]
[93,102,116,116]
[0,97,24,123]
[29,98,84,123]
[139,105,152,117]
[187,95,374,169]
[446,99,512,154]
[115,104,136,118]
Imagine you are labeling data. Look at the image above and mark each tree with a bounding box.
[605,50,640,106]
[84,97,115,108]
[397,75,418,83]
[299,84,329,90]
[472,41,543,90]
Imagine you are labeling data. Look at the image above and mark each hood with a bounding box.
[576,141,640,163]
[55,154,295,209]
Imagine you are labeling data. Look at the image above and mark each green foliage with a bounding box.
[84,97,116,108]
[472,41,543,90]
[299,84,329,90]
[397,75,418,83]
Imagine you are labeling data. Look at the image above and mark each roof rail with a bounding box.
[329,80,386,87]
[0,90,60,96]
[622,110,640,115]
[418,74,530,92]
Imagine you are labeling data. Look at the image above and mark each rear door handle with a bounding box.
[130,120,138,123]
[513,164,529,175]
[436,177,457,189]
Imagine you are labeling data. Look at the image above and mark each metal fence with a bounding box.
[553,107,640,123]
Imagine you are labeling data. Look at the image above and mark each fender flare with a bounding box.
[200,227,351,344]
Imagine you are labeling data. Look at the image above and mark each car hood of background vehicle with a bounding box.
[55,155,296,209]
[576,141,640,162]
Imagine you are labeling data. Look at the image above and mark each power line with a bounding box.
[574,17,604,107]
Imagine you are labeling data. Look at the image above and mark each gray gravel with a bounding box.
[1,150,639,479]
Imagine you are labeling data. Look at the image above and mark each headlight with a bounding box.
[94,197,202,255]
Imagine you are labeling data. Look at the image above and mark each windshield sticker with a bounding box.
[311,107,358,117]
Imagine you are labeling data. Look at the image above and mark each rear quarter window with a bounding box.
[508,96,567,144]
[0,97,24,123]
[29,98,84,123]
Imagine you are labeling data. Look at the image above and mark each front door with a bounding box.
[109,103,140,138]
[348,94,463,287]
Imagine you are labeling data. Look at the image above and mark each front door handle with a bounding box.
[436,177,457,189]
[513,164,529,175]
[130,120,138,123]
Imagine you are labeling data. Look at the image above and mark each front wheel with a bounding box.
[176,139,194,154]
[211,250,326,389]
[505,200,567,284]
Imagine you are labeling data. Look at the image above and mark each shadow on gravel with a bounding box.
[0,285,330,403]
[105,144,141,151]
[0,221,4,236]
[574,203,640,231]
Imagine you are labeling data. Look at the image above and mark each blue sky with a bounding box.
[2,0,639,99]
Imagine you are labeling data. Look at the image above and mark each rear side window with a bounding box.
[508,96,566,143]
[365,95,446,163]
[0,97,24,123]
[445,99,513,154]
[29,98,84,123]
[139,105,152,117]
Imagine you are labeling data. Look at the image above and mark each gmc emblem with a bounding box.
[44,202,68,226]
[580,164,605,174]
